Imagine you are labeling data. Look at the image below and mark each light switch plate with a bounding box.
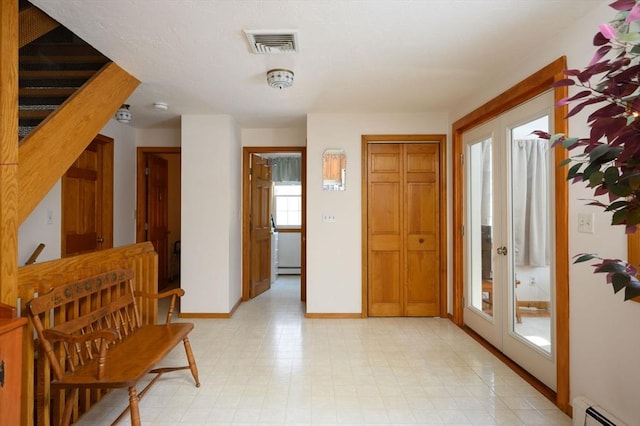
[578,212,594,234]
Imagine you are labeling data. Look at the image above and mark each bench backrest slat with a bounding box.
[27,268,140,381]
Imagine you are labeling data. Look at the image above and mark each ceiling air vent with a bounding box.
[244,30,299,54]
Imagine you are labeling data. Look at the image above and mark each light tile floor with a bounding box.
[76,276,571,425]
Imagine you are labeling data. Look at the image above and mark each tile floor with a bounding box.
[76,276,571,425]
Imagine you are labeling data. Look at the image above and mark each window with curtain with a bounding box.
[271,155,302,227]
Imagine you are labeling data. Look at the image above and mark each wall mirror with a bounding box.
[322,149,346,191]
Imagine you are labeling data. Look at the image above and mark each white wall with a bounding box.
[136,127,181,147]
[450,1,640,423]
[306,113,449,314]
[241,127,306,147]
[105,120,138,247]
[18,119,137,265]
[181,115,241,313]
[18,182,61,265]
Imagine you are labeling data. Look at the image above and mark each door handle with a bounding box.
[496,246,507,255]
[96,237,104,244]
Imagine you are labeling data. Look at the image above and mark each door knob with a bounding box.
[419,238,424,243]
[96,237,104,243]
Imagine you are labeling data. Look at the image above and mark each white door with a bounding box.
[463,91,556,390]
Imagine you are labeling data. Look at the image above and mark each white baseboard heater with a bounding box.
[573,396,626,426]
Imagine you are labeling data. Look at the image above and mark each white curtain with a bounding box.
[511,138,549,267]
[481,139,492,227]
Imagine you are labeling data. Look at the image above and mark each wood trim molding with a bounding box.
[241,146,307,304]
[361,134,448,319]
[136,147,181,244]
[627,232,640,302]
[179,293,241,318]
[451,57,570,413]
[0,0,19,306]
[19,62,140,224]
[305,313,362,319]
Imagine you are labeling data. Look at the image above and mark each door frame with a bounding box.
[241,146,307,302]
[452,57,570,412]
[135,147,181,244]
[61,133,114,256]
[361,134,448,318]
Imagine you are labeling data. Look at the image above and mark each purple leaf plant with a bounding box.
[535,0,640,300]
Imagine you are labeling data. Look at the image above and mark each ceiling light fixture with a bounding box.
[115,104,131,123]
[266,69,294,89]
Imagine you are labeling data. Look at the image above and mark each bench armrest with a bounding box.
[42,328,118,380]
[135,289,185,324]
[135,288,185,299]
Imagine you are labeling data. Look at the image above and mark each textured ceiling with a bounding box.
[30,0,605,129]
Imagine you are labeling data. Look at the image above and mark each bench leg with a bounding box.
[60,388,78,426]
[183,337,200,387]
[128,386,141,426]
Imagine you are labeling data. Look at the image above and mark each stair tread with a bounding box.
[19,87,77,96]
[20,70,95,79]
[20,55,108,64]
[19,109,56,119]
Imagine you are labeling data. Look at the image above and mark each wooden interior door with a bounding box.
[367,143,440,316]
[250,154,272,298]
[147,154,169,289]
[62,135,113,256]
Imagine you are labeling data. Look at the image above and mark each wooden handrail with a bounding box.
[24,243,44,265]
[18,242,158,426]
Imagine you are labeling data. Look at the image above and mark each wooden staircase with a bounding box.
[15,1,140,225]
[18,22,110,138]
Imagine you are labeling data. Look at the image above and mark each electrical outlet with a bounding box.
[46,210,53,225]
[578,212,594,234]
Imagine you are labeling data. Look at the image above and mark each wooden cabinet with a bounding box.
[0,305,26,426]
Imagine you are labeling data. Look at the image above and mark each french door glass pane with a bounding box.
[468,138,493,316]
[510,116,552,354]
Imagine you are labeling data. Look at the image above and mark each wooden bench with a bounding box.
[27,268,200,426]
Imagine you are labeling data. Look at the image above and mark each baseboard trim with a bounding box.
[305,313,362,319]
[179,297,242,319]
[179,312,231,319]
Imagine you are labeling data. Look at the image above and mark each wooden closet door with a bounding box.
[367,143,440,317]
[368,144,403,316]
[405,144,440,316]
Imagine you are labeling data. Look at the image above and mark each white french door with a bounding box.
[463,91,556,390]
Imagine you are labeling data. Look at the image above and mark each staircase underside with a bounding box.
[19,21,110,139]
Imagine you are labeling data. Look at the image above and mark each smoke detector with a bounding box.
[244,29,299,54]
[153,102,168,111]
